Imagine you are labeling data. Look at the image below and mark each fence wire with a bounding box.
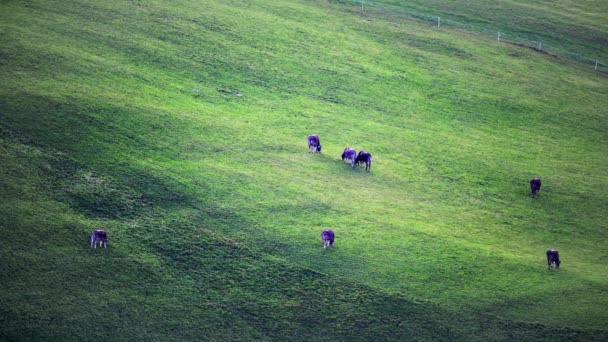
[339,0,607,72]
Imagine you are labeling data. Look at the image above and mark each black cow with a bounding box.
[355,151,372,171]
[530,178,542,195]
[341,147,357,168]
[90,229,108,248]
[546,249,561,270]
[307,135,322,153]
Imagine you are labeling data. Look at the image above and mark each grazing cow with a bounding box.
[90,229,108,248]
[530,178,542,195]
[546,249,561,270]
[355,151,372,171]
[307,135,322,153]
[321,229,335,249]
[341,147,357,168]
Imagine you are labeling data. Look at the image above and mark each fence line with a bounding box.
[346,0,607,72]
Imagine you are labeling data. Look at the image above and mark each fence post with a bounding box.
[537,41,542,51]
[437,17,441,27]
[595,60,598,70]
[497,32,501,41]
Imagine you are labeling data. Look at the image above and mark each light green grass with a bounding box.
[1,0,607,340]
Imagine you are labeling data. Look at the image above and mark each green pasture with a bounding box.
[1,0,607,340]
[355,0,608,62]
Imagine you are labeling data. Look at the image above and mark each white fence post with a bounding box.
[437,17,441,27]
[497,32,501,41]
[595,60,599,70]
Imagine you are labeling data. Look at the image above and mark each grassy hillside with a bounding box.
[1,0,607,340]
[357,0,608,62]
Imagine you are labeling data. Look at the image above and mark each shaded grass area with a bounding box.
[1,0,607,339]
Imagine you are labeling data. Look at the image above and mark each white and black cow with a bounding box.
[321,229,335,249]
[341,147,357,168]
[90,229,108,248]
[307,135,322,153]
[546,249,561,270]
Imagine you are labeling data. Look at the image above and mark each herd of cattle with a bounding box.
[307,134,372,171]
[89,135,560,270]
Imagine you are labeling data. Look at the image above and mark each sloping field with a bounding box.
[359,0,608,62]
[1,0,607,340]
